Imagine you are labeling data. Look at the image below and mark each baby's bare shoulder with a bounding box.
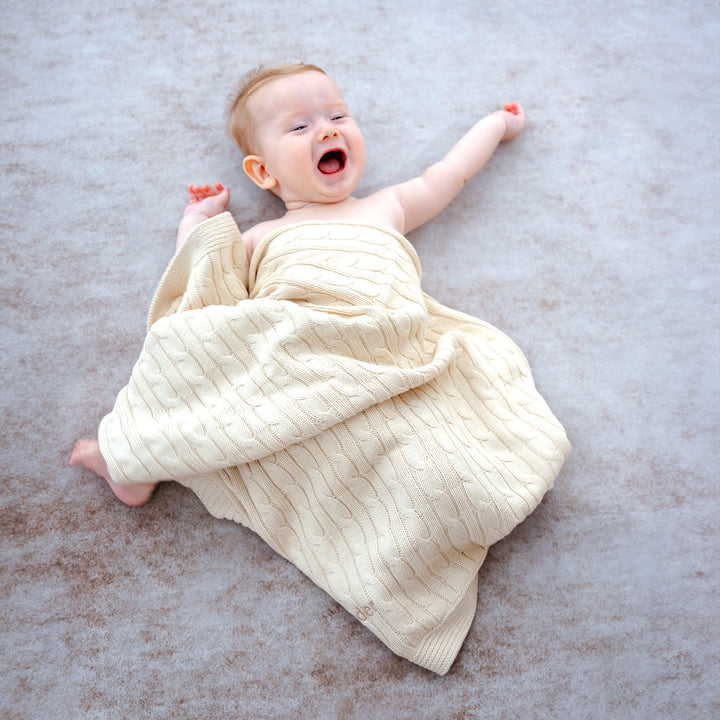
[353,188,404,232]
[240,219,277,263]
[242,218,284,248]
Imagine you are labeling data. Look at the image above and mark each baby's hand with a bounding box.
[493,102,525,142]
[184,182,230,217]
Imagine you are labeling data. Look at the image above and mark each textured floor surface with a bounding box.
[2,1,718,718]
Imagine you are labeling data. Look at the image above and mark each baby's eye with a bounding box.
[331,114,346,121]
[290,124,307,133]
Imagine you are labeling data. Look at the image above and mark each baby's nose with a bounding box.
[317,123,339,141]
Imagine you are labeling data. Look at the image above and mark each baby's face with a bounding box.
[245,72,366,206]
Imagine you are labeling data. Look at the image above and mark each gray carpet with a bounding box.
[2,1,718,718]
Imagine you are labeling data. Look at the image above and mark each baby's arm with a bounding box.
[391,103,525,234]
[176,182,230,250]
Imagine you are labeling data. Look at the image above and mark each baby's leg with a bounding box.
[70,439,156,507]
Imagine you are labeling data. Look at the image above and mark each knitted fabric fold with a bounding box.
[99,214,570,674]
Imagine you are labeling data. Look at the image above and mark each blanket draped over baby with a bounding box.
[99,213,570,675]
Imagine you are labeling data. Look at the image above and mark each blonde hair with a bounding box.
[227,63,327,156]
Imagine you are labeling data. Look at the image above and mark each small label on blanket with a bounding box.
[355,600,377,622]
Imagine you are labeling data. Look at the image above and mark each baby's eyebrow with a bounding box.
[273,99,349,127]
[275,109,306,127]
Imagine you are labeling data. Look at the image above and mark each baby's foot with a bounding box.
[70,439,156,507]
[184,182,230,218]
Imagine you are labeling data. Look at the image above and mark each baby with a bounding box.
[70,63,524,502]
[70,64,568,675]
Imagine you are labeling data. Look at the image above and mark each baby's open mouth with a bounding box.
[318,149,346,175]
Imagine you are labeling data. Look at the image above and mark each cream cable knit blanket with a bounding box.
[99,213,570,674]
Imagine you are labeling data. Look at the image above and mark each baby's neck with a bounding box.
[282,196,359,219]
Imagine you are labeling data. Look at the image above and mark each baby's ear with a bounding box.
[242,155,278,191]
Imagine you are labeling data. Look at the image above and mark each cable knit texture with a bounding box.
[99,213,570,674]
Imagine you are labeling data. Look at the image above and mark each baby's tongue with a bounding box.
[319,154,342,174]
